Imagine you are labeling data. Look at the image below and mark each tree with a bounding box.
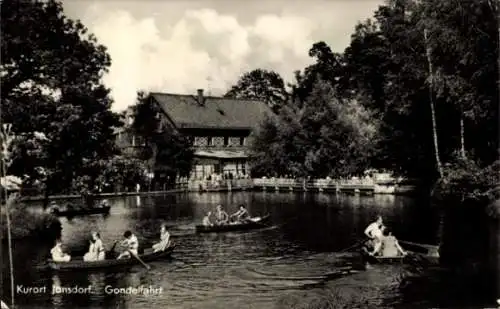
[419,0,499,162]
[291,42,347,105]
[224,69,288,112]
[132,91,194,181]
[341,0,498,180]
[1,0,121,200]
[249,79,379,178]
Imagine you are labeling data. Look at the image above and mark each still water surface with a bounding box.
[3,192,445,308]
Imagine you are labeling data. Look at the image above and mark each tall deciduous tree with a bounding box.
[132,91,194,180]
[291,41,347,105]
[249,79,379,178]
[224,69,288,112]
[1,0,121,200]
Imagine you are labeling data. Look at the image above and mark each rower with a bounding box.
[152,224,171,252]
[214,205,229,225]
[202,211,213,226]
[364,215,384,255]
[231,205,250,222]
[50,239,71,262]
[117,231,139,259]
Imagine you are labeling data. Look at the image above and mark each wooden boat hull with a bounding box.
[52,206,111,217]
[360,240,439,264]
[195,215,270,233]
[37,245,175,271]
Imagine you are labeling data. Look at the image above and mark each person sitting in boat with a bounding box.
[371,226,407,257]
[50,239,71,262]
[1,300,9,309]
[117,231,139,259]
[83,232,106,261]
[231,205,250,223]
[202,211,213,226]
[364,215,384,255]
[214,205,229,225]
[152,224,171,252]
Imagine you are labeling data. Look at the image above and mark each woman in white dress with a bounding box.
[152,224,171,252]
[83,232,105,261]
[51,239,71,262]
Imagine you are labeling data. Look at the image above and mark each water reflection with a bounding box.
[3,192,445,309]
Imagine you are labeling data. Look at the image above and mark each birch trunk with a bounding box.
[460,112,466,158]
[424,28,443,178]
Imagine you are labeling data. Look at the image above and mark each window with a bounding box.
[207,137,213,146]
[224,137,229,146]
[240,137,246,146]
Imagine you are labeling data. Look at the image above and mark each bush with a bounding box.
[431,156,499,209]
[1,197,61,241]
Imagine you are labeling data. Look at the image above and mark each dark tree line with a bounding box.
[226,0,498,184]
[0,0,144,198]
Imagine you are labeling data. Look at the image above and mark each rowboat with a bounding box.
[360,240,440,264]
[36,244,175,271]
[51,206,111,217]
[195,214,271,233]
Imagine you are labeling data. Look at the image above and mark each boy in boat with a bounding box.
[214,205,229,225]
[374,226,407,257]
[84,232,106,261]
[117,231,139,259]
[231,205,250,223]
[364,216,384,255]
[152,224,171,252]
[50,239,71,262]
[202,211,213,226]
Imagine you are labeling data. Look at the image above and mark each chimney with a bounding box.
[197,89,204,105]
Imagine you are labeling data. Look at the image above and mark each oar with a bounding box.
[128,250,151,270]
[338,239,366,253]
[109,241,118,256]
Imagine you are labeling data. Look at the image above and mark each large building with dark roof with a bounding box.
[117,89,272,182]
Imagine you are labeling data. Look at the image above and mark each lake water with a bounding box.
[2,191,490,309]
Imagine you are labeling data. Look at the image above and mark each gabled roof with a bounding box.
[149,92,271,130]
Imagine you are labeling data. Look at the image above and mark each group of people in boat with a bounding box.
[363,215,407,257]
[202,204,251,226]
[50,224,171,263]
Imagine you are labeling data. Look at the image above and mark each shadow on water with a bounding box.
[2,192,493,308]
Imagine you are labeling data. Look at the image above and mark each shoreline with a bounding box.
[20,189,188,202]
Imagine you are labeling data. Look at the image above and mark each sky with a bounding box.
[62,0,384,111]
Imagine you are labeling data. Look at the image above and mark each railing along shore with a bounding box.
[16,176,418,201]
